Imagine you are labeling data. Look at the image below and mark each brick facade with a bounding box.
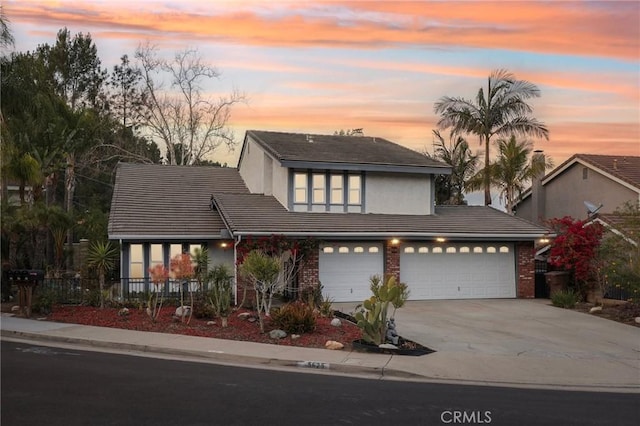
[516,241,535,298]
[298,249,319,295]
[384,241,400,282]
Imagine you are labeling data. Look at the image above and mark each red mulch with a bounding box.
[47,305,362,349]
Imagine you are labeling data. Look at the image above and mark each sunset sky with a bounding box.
[4,0,640,175]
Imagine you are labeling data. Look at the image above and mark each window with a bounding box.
[338,246,349,253]
[330,174,343,204]
[354,246,364,253]
[404,247,415,254]
[446,247,456,253]
[368,246,379,253]
[348,175,361,205]
[582,167,588,180]
[312,173,325,204]
[487,246,497,253]
[432,247,443,253]
[460,246,470,253]
[130,244,144,278]
[294,172,307,204]
[473,247,483,253]
[418,247,428,253]
[323,247,334,254]
[499,246,509,253]
[150,244,164,268]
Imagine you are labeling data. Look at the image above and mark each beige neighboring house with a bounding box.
[515,153,640,225]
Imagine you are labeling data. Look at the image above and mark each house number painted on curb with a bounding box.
[298,361,330,369]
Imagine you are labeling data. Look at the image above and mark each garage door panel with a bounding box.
[319,243,383,302]
[400,243,515,300]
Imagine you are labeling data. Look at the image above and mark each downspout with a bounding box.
[233,235,242,306]
[119,239,123,301]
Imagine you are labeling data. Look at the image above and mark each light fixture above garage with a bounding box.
[390,238,400,245]
[435,237,446,243]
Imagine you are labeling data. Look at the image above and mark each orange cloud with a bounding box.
[9,1,639,60]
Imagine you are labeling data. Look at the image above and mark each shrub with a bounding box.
[192,299,215,319]
[270,301,317,334]
[551,289,579,309]
[32,287,58,315]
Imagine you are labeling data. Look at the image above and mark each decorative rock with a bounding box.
[206,321,216,326]
[330,318,342,327]
[247,317,257,323]
[325,340,344,350]
[291,334,301,340]
[589,306,603,314]
[378,343,399,350]
[269,329,287,339]
[237,312,251,320]
[175,306,191,317]
[11,305,19,313]
[118,307,130,316]
[635,317,640,324]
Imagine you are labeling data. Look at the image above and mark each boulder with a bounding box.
[175,306,191,317]
[378,343,399,350]
[206,321,216,326]
[589,306,603,314]
[237,312,251,320]
[635,317,640,324]
[330,318,342,327]
[118,307,130,316]
[325,340,344,350]
[269,329,287,339]
[11,305,19,313]
[291,334,301,340]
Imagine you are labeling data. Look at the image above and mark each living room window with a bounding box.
[292,170,363,211]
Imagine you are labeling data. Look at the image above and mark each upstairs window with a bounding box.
[312,173,325,204]
[294,172,307,204]
[348,175,361,205]
[330,174,344,204]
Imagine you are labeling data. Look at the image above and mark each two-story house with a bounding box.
[108,130,549,302]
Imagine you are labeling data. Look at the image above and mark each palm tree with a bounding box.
[424,130,479,205]
[87,241,119,308]
[467,135,553,214]
[0,6,14,49]
[434,69,549,205]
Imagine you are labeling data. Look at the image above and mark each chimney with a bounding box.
[531,150,546,224]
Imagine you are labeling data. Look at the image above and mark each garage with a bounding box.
[400,243,516,300]
[319,242,384,302]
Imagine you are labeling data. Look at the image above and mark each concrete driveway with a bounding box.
[334,299,640,390]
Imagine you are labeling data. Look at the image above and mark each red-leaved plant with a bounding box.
[170,253,195,324]
[147,264,169,322]
[547,216,604,296]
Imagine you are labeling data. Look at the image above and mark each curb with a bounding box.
[0,329,420,380]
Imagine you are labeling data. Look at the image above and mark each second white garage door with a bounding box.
[400,243,516,300]
[319,243,384,302]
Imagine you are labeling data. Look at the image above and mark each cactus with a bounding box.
[354,275,404,345]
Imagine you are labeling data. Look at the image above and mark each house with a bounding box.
[515,153,640,224]
[108,130,550,302]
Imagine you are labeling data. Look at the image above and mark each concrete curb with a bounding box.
[0,329,419,380]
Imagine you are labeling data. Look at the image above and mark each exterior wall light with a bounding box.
[436,237,446,243]
[220,242,229,248]
[390,238,400,245]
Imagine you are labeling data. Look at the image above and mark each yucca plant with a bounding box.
[87,241,119,309]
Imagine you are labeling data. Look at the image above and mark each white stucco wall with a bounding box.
[271,161,289,208]
[365,172,433,215]
[238,137,265,194]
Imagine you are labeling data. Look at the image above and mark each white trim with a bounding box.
[589,218,638,247]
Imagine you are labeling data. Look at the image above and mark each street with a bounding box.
[1,340,638,425]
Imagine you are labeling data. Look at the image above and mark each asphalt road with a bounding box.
[1,340,638,426]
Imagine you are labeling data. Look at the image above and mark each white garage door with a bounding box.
[400,243,516,300]
[319,243,384,302]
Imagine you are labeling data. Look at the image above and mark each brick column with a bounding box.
[384,241,400,282]
[298,249,319,298]
[516,241,535,298]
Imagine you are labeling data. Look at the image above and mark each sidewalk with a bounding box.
[2,313,638,393]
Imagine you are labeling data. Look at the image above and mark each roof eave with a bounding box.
[280,160,451,175]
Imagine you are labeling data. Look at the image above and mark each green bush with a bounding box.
[192,299,215,319]
[551,289,579,309]
[32,287,58,315]
[270,301,317,334]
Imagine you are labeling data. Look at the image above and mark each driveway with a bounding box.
[333,299,640,390]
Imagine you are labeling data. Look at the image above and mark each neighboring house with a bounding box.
[109,130,550,302]
[515,153,640,224]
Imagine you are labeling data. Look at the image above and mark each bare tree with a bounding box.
[135,44,246,165]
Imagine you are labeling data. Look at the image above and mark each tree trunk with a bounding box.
[483,136,491,206]
[64,154,76,270]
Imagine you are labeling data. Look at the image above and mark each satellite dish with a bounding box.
[584,201,603,216]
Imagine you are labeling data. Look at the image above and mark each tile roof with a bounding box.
[108,163,249,239]
[246,130,449,170]
[212,193,550,239]
[572,154,640,190]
